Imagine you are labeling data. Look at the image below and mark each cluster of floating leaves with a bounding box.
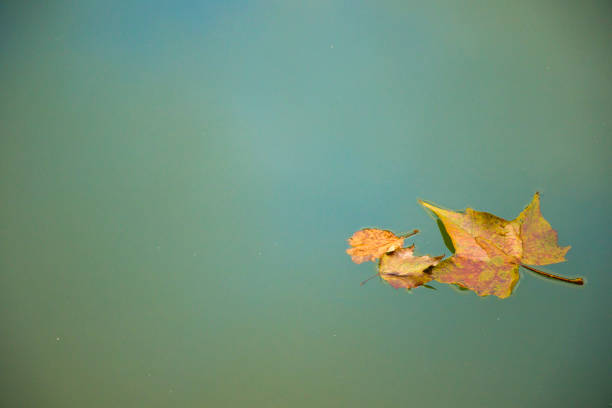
[346,193,583,299]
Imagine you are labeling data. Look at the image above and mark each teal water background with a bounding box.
[1,1,611,406]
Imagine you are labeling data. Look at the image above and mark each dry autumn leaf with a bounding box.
[420,193,582,298]
[346,228,418,264]
[378,245,444,289]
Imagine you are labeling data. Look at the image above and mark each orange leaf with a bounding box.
[346,228,417,264]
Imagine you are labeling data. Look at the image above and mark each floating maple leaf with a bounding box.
[346,228,418,264]
[378,245,444,289]
[420,192,582,298]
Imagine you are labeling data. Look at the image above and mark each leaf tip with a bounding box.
[418,199,436,213]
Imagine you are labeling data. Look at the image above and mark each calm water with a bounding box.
[1,1,611,407]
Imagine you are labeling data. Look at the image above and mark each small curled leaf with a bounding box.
[378,245,443,289]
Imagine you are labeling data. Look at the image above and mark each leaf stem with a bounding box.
[360,273,380,286]
[520,264,584,285]
[401,229,419,239]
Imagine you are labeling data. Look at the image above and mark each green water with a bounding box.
[1,1,611,407]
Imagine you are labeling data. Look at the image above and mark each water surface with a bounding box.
[1,1,611,407]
